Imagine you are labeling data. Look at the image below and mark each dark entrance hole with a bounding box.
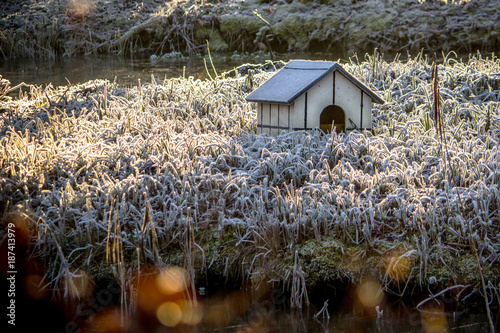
[320,105,345,133]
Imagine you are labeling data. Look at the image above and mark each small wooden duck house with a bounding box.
[246,60,385,136]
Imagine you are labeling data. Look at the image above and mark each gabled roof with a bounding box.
[245,60,385,105]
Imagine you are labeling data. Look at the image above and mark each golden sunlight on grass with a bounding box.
[66,0,95,20]
[385,255,413,282]
[7,209,31,247]
[63,268,94,299]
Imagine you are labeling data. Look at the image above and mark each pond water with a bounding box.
[0,54,220,88]
[187,300,494,333]
[81,295,494,333]
[0,51,485,90]
[0,52,343,88]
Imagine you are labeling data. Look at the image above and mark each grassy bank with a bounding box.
[0,0,498,59]
[1,52,499,329]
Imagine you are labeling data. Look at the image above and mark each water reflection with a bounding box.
[0,52,344,88]
[0,55,210,88]
[76,266,492,333]
[192,302,491,333]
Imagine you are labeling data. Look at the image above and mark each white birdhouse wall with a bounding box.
[257,102,295,136]
[335,72,372,130]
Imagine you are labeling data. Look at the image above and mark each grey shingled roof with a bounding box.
[245,60,385,105]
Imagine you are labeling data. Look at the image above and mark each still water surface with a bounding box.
[0,55,320,86]
[0,53,332,88]
[191,301,492,332]
[0,51,484,89]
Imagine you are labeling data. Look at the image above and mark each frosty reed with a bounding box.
[0,52,499,316]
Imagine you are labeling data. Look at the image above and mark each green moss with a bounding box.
[415,247,500,287]
[272,9,343,50]
[220,15,263,35]
[200,227,247,277]
[422,250,458,284]
[208,31,229,52]
[361,11,394,32]
[274,14,316,50]
[454,253,479,281]
[296,237,373,285]
[195,26,228,52]
[451,252,499,283]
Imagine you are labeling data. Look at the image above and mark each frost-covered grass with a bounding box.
[0,53,499,312]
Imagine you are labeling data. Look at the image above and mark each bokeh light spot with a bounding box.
[421,308,448,333]
[357,281,383,307]
[157,302,182,327]
[91,307,125,333]
[156,266,188,295]
[177,299,203,325]
[24,274,48,300]
[66,0,94,20]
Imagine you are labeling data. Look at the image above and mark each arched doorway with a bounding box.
[320,105,345,134]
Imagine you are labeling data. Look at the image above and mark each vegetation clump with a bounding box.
[0,0,498,58]
[1,52,499,317]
